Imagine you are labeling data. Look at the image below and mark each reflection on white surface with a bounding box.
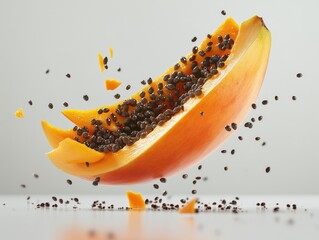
[1,195,319,240]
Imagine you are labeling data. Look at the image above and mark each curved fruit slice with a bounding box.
[42,16,271,184]
[179,198,197,214]
[126,191,146,210]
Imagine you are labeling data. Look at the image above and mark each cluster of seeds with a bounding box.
[72,34,235,153]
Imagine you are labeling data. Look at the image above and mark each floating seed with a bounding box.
[198,165,202,170]
[182,174,188,179]
[192,190,197,194]
[48,103,53,109]
[83,95,89,101]
[159,178,166,183]
[224,166,228,171]
[262,142,266,146]
[238,136,243,141]
[66,73,71,78]
[191,37,197,42]
[296,73,303,78]
[255,137,260,141]
[45,69,50,74]
[231,122,237,130]
[67,179,72,185]
[221,150,227,154]
[252,103,257,109]
[258,116,263,121]
[20,184,26,188]
[292,96,296,100]
[63,102,69,107]
[117,68,121,72]
[153,184,159,189]
[231,149,235,155]
[221,10,226,15]
[275,96,279,101]
[265,166,271,173]
[126,85,131,90]
[225,125,232,132]
[262,100,268,105]
[28,100,33,106]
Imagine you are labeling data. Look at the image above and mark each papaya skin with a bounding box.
[42,16,271,184]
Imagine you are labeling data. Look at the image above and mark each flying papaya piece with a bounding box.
[15,108,24,118]
[126,191,146,210]
[109,47,113,58]
[105,79,122,90]
[179,198,197,214]
[98,53,105,72]
[42,16,271,184]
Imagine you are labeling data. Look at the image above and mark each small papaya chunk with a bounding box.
[42,16,271,184]
[109,47,113,58]
[126,191,146,210]
[179,198,197,214]
[105,79,122,90]
[98,53,105,72]
[15,108,24,118]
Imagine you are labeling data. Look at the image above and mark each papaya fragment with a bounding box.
[42,16,271,184]
[179,198,197,214]
[98,53,105,72]
[47,138,104,164]
[126,191,146,209]
[15,108,24,118]
[109,47,113,58]
[105,79,122,90]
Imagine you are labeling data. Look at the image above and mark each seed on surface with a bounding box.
[63,102,69,107]
[160,178,166,183]
[48,103,53,109]
[182,174,188,179]
[292,96,296,100]
[83,95,89,101]
[66,73,71,78]
[221,10,226,15]
[262,100,268,105]
[207,34,212,39]
[180,57,187,63]
[225,125,232,132]
[28,100,33,106]
[192,46,198,54]
[191,36,197,42]
[67,179,72,185]
[296,73,303,78]
[265,166,271,173]
[153,184,159,189]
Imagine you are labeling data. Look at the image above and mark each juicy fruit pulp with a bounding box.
[42,16,271,184]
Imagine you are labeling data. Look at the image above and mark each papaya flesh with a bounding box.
[42,16,271,184]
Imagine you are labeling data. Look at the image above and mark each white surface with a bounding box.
[0,0,319,195]
[1,195,319,240]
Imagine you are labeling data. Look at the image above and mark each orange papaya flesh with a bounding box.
[126,191,146,209]
[15,108,24,118]
[105,79,122,90]
[43,16,271,184]
[179,198,197,214]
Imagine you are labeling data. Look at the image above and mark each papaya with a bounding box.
[178,198,197,214]
[126,191,146,210]
[42,16,271,184]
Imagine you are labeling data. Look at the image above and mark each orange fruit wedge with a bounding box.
[42,16,271,184]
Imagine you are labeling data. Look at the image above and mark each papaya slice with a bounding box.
[42,16,271,184]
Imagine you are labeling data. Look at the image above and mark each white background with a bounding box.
[0,0,318,195]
